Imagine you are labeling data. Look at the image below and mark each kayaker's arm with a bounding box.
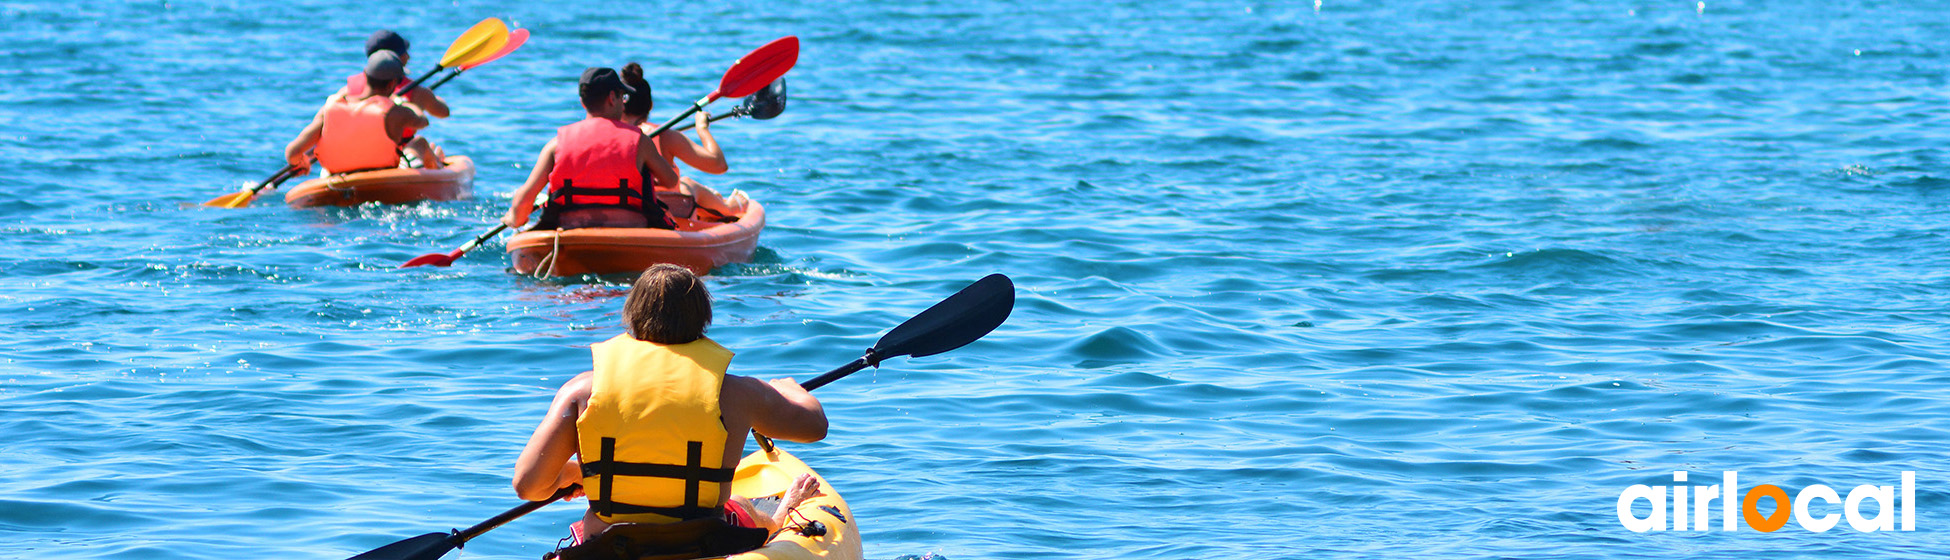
[386,102,432,144]
[402,84,450,119]
[731,375,827,444]
[503,139,559,229]
[660,113,728,175]
[514,371,591,502]
[284,108,325,169]
[638,134,684,190]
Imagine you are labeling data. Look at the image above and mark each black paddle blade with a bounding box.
[872,274,1014,361]
[745,78,787,120]
[345,532,457,560]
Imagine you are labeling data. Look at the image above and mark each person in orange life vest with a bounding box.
[511,264,830,541]
[340,30,450,124]
[283,51,446,174]
[618,62,742,222]
[501,67,684,230]
[332,30,447,168]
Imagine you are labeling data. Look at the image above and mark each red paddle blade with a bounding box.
[717,36,798,100]
[399,249,463,269]
[461,28,528,70]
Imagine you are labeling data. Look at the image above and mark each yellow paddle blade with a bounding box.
[440,17,509,68]
[202,191,254,208]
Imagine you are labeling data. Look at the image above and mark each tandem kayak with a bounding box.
[284,155,475,208]
[507,189,764,276]
[551,447,862,560]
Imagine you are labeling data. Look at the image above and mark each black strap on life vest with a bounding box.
[583,438,736,521]
[545,516,768,560]
[533,178,676,231]
[550,178,643,210]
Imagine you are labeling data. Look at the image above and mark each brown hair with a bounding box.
[364,75,400,99]
[623,264,711,344]
[621,62,653,119]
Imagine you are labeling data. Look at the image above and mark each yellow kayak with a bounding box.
[723,447,861,560]
[548,447,861,560]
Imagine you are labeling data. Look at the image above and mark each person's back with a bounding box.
[314,88,399,174]
[544,115,659,229]
[501,67,684,231]
[287,51,435,174]
[512,264,827,546]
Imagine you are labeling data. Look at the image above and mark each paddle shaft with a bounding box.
[424,68,464,91]
[255,165,301,194]
[246,150,314,196]
[397,65,447,97]
[671,108,746,132]
[802,357,873,392]
[453,484,580,544]
[644,95,720,140]
[459,223,509,253]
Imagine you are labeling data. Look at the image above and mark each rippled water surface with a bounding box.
[5,1,1950,558]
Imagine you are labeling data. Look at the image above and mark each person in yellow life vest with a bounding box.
[501,67,684,231]
[512,264,830,548]
[617,62,744,222]
[283,51,446,173]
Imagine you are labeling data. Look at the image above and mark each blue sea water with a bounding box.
[3,0,1950,558]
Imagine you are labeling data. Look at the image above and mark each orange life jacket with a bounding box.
[315,94,398,174]
[343,73,418,140]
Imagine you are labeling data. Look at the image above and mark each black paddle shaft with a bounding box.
[344,484,578,560]
[800,274,1015,391]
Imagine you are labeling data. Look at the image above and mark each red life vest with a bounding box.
[315,94,398,174]
[546,117,648,210]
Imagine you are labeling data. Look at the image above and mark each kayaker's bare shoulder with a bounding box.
[559,370,594,410]
[543,370,594,422]
[722,373,826,443]
[719,373,762,431]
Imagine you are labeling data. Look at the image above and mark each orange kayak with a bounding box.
[284,155,475,207]
[507,190,764,276]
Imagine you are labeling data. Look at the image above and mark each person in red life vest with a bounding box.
[501,67,685,230]
[283,51,445,174]
[617,62,744,222]
[511,264,830,549]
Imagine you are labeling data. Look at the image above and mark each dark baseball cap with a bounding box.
[365,51,406,82]
[366,30,409,56]
[580,67,636,98]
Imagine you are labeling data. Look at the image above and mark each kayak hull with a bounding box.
[506,193,764,276]
[284,155,475,207]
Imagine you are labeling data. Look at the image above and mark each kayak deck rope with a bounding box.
[531,228,563,279]
[324,172,354,201]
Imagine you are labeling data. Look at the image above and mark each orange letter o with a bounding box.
[1743,484,1792,532]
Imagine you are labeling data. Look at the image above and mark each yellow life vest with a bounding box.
[577,333,735,524]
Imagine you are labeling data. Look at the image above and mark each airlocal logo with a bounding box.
[1617,471,1915,533]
